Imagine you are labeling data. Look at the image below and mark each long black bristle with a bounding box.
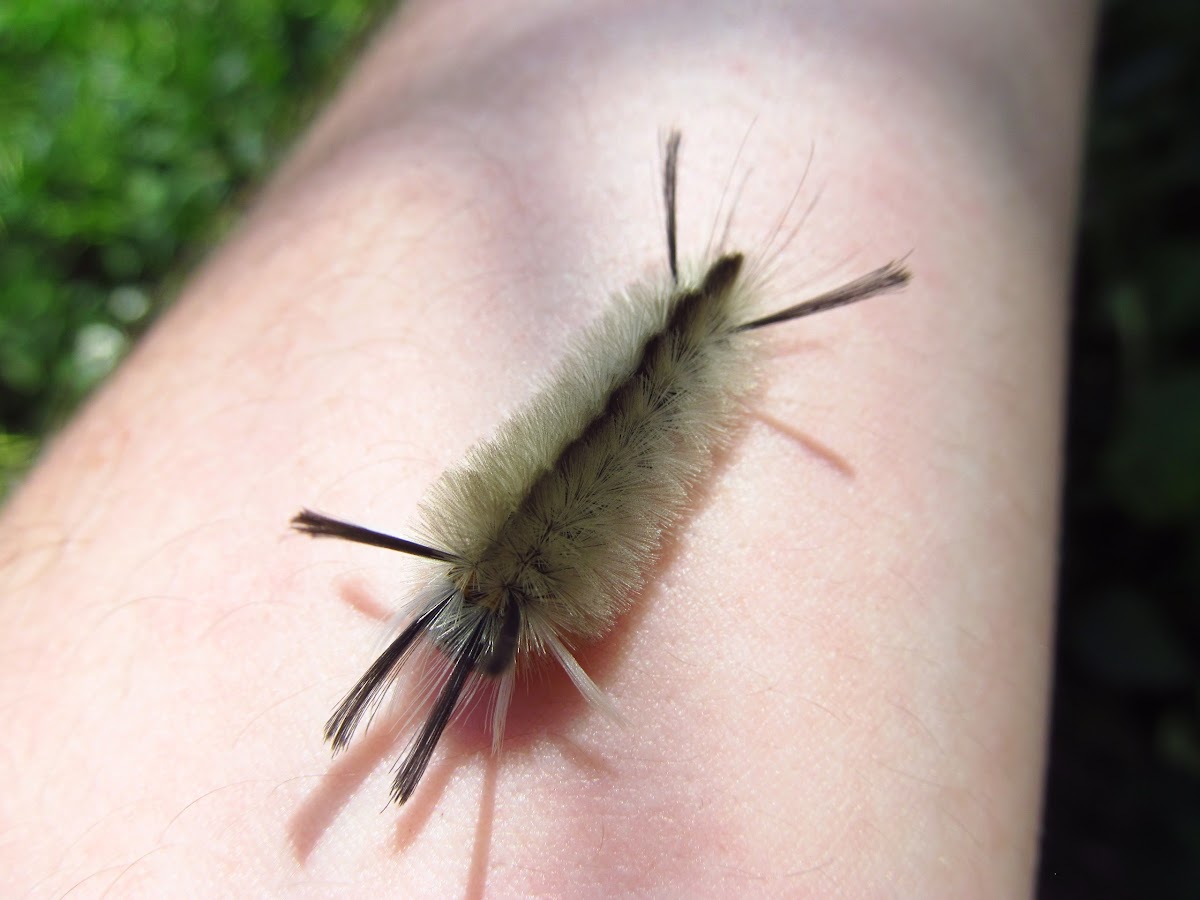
[292,509,460,563]
[663,130,682,285]
[391,618,488,805]
[324,596,451,752]
[737,260,911,332]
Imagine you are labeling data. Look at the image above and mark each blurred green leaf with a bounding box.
[0,431,38,500]
[1103,373,1200,524]
[0,0,390,459]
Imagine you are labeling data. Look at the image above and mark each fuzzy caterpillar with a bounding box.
[293,131,910,806]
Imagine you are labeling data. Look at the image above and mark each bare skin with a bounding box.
[0,0,1094,896]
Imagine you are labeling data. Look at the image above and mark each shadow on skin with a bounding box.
[288,717,408,861]
[285,396,795,865]
[463,749,497,900]
[751,408,857,477]
[287,577,635,866]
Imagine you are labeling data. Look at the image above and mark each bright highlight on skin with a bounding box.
[293,131,911,806]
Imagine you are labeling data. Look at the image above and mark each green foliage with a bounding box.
[0,0,388,492]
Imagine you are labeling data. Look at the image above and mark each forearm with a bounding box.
[0,1,1093,895]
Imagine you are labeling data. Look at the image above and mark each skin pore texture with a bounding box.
[0,0,1094,896]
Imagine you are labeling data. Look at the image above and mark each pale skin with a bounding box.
[0,0,1094,896]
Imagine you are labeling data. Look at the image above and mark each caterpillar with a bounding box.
[293,131,910,806]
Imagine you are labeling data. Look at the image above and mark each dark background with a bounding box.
[1041,1,1200,896]
[1,2,1197,895]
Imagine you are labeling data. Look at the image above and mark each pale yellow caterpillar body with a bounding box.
[293,132,910,806]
